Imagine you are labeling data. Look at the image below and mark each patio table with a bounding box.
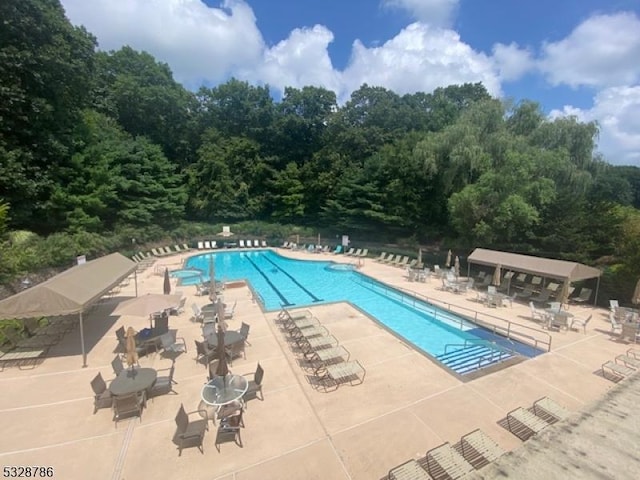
[206,331,244,349]
[109,367,157,396]
[201,374,248,406]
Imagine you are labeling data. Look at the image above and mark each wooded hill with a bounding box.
[1,0,640,301]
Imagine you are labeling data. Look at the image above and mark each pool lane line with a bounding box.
[260,253,323,303]
[242,254,294,307]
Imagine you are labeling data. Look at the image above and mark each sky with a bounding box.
[59,0,640,166]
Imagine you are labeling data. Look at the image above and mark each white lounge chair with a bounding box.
[239,240,245,248]
[197,241,204,250]
[204,241,211,249]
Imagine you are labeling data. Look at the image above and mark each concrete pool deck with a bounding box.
[0,247,637,479]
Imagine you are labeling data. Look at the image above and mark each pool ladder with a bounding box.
[441,339,517,374]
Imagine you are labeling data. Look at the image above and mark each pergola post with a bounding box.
[79,310,87,368]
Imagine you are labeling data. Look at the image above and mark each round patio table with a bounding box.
[206,330,243,348]
[109,367,157,396]
[200,375,248,406]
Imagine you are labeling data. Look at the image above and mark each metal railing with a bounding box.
[354,275,552,352]
[443,339,517,372]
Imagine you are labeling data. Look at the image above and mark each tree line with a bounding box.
[1,0,640,301]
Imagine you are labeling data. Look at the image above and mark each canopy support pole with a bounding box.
[594,276,601,307]
[134,269,138,297]
[79,310,87,368]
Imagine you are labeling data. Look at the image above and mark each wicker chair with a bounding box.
[90,372,113,414]
[174,403,209,456]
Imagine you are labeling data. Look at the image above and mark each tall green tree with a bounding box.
[0,0,96,230]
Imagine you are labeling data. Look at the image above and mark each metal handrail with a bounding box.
[354,275,552,352]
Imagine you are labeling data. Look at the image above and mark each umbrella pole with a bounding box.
[134,270,138,297]
[79,311,87,368]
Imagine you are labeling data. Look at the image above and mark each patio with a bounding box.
[0,248,636,479]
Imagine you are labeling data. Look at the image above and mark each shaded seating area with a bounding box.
[467,248,601,307]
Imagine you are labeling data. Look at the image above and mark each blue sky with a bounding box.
[60,0,640,165]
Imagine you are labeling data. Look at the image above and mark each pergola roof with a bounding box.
[0,252,136,319]
[467,248,601,282]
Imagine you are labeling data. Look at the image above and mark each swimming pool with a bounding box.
[181,250,543,375]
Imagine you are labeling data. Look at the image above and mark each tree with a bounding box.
[0,0,96,230]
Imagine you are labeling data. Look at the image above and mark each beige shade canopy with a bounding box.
[0,252,137,367]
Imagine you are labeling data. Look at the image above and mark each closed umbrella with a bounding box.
[163,268,171,295]
[216,298,227,330]
[417,248,423,268]
[492,264,502,286]
[208,255,216,302]
[454,256,460,278]
[125,326,138,369]
[445,250,452,268]
[633,279,640,305]
[559,280,571,306]
[216,324,229,379]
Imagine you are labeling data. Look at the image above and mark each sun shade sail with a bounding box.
[467,248,601,282]
[0,253,136,319]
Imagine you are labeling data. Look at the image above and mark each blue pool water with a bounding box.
[180,250,543,374]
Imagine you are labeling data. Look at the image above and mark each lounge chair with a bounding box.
[182,243,191,251]
[395,256,410,268]
[261,240,268,247]
[197,241,204,250]
[570,314,592,334]
[306,345,350,372]
[530,276,543,289]
[530,288,552,306]
[425,442,475,480]
[246,240,252,247]
[239,240,245,248]
[621,323,640,343]
[333,245,343,254]
[316,360,366,391]
[571,287,592,304]
[191,303,204,323]
[532,397,570,424]
[388,459,430,480]
[90,373,113,414]
[506,406,549,440]
[384,254,400,265]
[610,299,619,312]
[602,360,635,381]
[373,252,387,262]
[113,392,145,425]
[174,403,209,456]
[460,429,505,468]
[616,353,640,370]
[205,241,212,249]
[344,247,355,256]
[359,248,368,257]
[353,248,362,257]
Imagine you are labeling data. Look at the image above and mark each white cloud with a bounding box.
[61,0,264,87]
[382,0,460,27]
[550,86,640,165]
[539,12,640,88]
[242,25,342,95]
[492,42,534,82]
[341,23,502,100]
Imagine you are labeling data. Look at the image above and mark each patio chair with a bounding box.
[425,442,475,480]
[610,299,619,311]
[532,397,570,424]
[191,303,204,323]
[194,340,216,366]
[225,341,245,365]
[242,363,264,405]
[113,391,145,425]
[207,359,220,381]
[238,322,251,346]
[602,360,635,382]
[388,459,430,480]
[202,322,216,338]
[570,314,592,334]
[160,331,187,357]
[460,429,505,468]
[174,403,209,456]
[506,406,550,440]
[154,314,169,336]
[223,300,237,320]
[571,287,592,304]
[148,361,177,398]
[169,296,186,315]
[609,312,623,335]
[195,283,210,297]
[215,411,243,451]
[111,355,124,376]
[90,372,113,414]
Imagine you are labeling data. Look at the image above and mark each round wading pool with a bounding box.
[325,263,357,272]
[170,268,203,283]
